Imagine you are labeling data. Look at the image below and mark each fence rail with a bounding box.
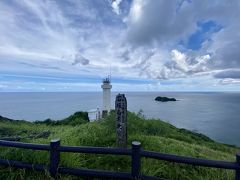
[0,139,239,179]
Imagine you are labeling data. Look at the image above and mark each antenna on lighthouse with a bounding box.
[108,64,112,82]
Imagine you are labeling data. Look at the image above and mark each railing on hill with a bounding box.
[0,139,239,180]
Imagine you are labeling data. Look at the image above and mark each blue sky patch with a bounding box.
[187,20,222,50]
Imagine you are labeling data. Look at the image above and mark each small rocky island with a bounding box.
[155,96,177,102]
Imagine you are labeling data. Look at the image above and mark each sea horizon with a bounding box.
[0,90,240,93]
[1,91,240,146]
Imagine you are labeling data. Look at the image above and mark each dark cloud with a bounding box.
[119,49,130,61]
[126,0,197,46]
[123,0,240,82]
[210,37,240,69]
[132,50,154,68]
[72,53,90,65]
[214,69,240,79]
[126,0,240,46]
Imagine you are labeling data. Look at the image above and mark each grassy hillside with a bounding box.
[0,111,239,180]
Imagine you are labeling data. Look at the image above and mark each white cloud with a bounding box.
[128,0,144,23]
[0,0,240,91]
[171,50,188,72]
[218,79,240,85]
[111,0,122,15]
[0,0,76,63]
[122,0,240,85]
[0,0,129,79]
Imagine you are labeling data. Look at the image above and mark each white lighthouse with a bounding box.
[101,77,112,117]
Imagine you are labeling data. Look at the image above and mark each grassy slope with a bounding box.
[0,111,239,180]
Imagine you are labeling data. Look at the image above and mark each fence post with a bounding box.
[50,139,60,178]
[236,153,240,180]
[132,141,141,180]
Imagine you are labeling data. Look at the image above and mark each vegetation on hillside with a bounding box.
[35,111,89,126]
[0,111,239,180]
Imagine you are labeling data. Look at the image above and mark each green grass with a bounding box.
[0,110,239,180]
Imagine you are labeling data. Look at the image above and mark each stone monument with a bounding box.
[115,94,127,148]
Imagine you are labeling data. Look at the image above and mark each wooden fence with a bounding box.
[0,139,239,179]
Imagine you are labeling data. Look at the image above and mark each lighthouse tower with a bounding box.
[101,77,112,117]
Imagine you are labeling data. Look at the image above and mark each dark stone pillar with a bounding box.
[115,94,127,148]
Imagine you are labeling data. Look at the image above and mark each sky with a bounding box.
[0,0,240,92]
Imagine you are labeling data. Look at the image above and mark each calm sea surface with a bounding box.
[0,92,239,146]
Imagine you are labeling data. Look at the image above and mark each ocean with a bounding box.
[0,92,239,146]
